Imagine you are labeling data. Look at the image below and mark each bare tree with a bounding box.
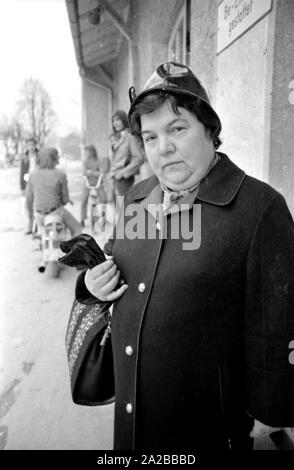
[17,77,56,147]
[11,116,25,156]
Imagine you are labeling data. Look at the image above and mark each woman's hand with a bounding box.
[84,259,128,302]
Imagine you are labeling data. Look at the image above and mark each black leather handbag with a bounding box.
[65,299,115,406]
[60,234,115,406]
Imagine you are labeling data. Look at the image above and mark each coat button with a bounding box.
[125,345,133,356]
[126,403,133,414]
[138,282,145,293]
[156,221,161,230]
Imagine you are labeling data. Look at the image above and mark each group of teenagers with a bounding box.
[19,110,145,236]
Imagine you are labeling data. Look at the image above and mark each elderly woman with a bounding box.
[26,147,82,237]
[75,63,294,450]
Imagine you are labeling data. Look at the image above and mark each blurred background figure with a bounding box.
[80,144,107,228]
[108,110,145,205]
[81,145,108,227]
[19,137,39,234]
[26,147,82,237]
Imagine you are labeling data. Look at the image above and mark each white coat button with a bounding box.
[156,221,161,230]
[125,345,133,356]
[126,403,133,414]
[138,282,145,293]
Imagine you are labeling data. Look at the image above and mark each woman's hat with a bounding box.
[128,62,221,129]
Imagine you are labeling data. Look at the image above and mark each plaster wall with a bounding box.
[190,0,218,103]
[216,9,270,180]
[114,37,130,112]
[268,0,294,214]
[129,0,179,91]
[82,80,111,159]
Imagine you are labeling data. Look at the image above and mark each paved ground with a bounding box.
[0,161,114,450]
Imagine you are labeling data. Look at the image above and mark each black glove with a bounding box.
[59,233,106,270]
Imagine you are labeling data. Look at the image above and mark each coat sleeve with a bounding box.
[75,270,103,305]
[244,194,294,426]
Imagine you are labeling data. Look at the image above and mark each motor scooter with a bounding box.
[32,211,68,278]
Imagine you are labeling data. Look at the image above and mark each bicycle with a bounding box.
[84,174,107,234]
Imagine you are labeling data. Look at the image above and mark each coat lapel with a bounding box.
[196,153,246,205]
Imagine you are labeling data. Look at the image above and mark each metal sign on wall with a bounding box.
[217,0,273,54]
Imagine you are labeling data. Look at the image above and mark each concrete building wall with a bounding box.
[268,0,294,215]
[82,80,111,159]
[190,0,218,103]
[114,37,130,112]
[188,0,279,183]
[216,11,270,180]
[130,0,179,91]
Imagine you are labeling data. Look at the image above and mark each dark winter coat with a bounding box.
[19,149,39,190]
[76,153,294,450]
[20,155,30,191]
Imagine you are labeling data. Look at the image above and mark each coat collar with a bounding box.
[129,153,246,206]
[139,182,197,218]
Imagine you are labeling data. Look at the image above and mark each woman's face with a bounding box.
[112,116,125,132]
[140,99,215,190]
